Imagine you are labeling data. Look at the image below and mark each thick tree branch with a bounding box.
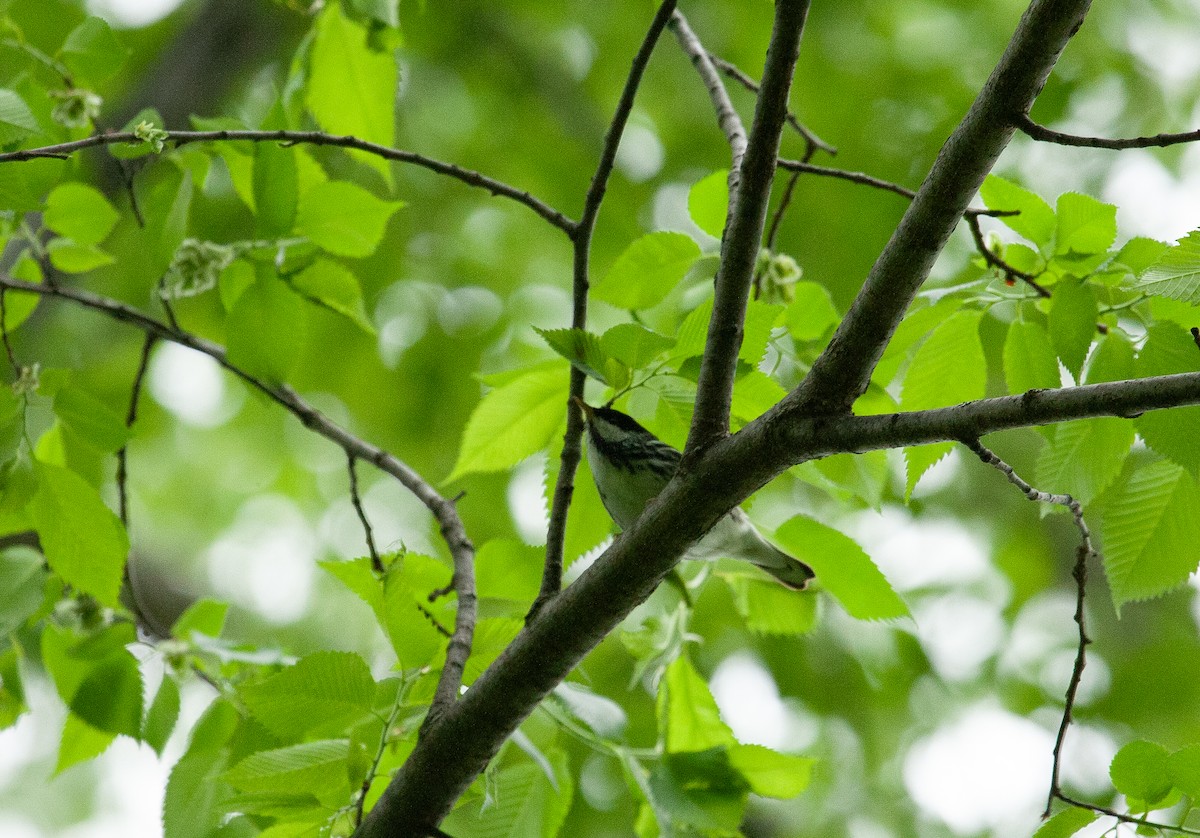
[685,0,811,454]
[0,130,574,233]
[1016,113,1200,149]
[0,274,477,714]
[788,0,1094,416]
[670,11,748,186]
[534,0,679,612]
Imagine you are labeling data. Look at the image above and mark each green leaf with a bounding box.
[740,300,785,365]
[218,260,256,311]
[60,17,128,83]
[1035,418,1133,506]
[113,108,167,160]
[56,712,115,774]
[1032,808,1099,838]
[0,546,47,636]
[646,749,748,833]
[1049,277,1097,377]
[1136,229,1200,302]
[475,538,543,607]
[2,254,42,333]
[775,515,907,620]
[163,749,232,838]
[224,739,350,795]
[660,655,735,754]
[0,89,39,146]
[728,744,813,799]
[141,164,194,277]
[54,386,130,453]
[600,323,673,370]
[536,327,613,384]
[1110,740,1172,807]
[1003,320,1060,395]
[306,2,397,183]
[448,365,568,481]
[1134,324,1200,477]
[1055,192,1117,255]
[1102,459,1200,609]
[1113,237,1169,277]
[687,170,729,239]
[143,675,181,755]
[30,461,128,607]
[43,183,120,246]
[289,259,375,333]
[70,651,143,737]
[240,651,376,741]
[900,310,985,496]
[1166,743,1200,798]
[873,296,963,388]
[980,176,1055,245]
[295,181,401,258]
[784,281,839,341]
[730,370,787,424]
[593,232,701,310]
[225,275,307,383]
[442,748,573,838]
[172,598,229,639]
[551,682,628,741]
[348,0,400,27]
[46,239,114,274]
[253,142,299,238]
[722,572,818,636]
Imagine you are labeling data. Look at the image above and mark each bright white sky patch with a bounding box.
[88,0,186,28]
[853,508,993,591]
[508,455,549,545]
[616,121,665,183]
[149,343,239,428]
[904,704,1052,835]
[710,652,818,751]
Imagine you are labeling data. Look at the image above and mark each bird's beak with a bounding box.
[571,395,593,420]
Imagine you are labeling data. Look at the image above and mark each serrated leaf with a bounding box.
[1032,808,1099,838]
[474,538,543,606]
[722,572,818,636]
[728,744,813,799]
[241,651,375,741]
[730,370,787,424]
[1035,418,1132,506]
[144,675,181,755]
[1167,744,1200,798]
[289,259,375,334]
[0,547,47,637]
[224,739,350,794]
[775,515,907,620]
[164,749,232,838]
[980,176,1055,245]
[661,656,735,754]
[536,327,612,384]
[784,281,839,341]
[688,171,729,239]
[1134,323,1200,477]
[1004,320,1060,395]
[70,651,143,737]
[900,310,984,496]
[306,2,397,183]
[600,323,673,370]
[442,748,573,838]
[225,276,306,383]
[593,232,701,310]
[1110,740,1172,806]
[0,89,39,146]
[172,598,228,639]
[1056,192,1117,256]
[60,17,128,83]
[43,183,120,246]
[1102,460,1200,609]
[30,462,128,607]
[741,301,784,365]
[296,181,401,258]
[1136,229,1200,302]
[54,386,130,453]
[448,365,568,481]
[873,296,963,388]
[56,712,115,774]
[1113,237,1169,278]
[1049,278,1097,377]
[253,142,298,238]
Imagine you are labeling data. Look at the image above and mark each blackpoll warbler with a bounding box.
[575,398,815,590]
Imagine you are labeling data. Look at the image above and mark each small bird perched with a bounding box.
[575,397,815,590]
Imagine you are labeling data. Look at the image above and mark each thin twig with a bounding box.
[1016,113,1200,150]
[704,50,836,157]
[961,440,1094,820]
[1051,793,1200,836]
[669,10,748,202]
[355,698,407,828]
[0,129,575,233]
[0,289,18,374]
[348,454,383,574]
[965,213,1051,298]
[534,0,680,616]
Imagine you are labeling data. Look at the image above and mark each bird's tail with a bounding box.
[752,542,816,590]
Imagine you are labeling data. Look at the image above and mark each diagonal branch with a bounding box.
[534,0,679,613]
[0,273,476,717]
[0,129,575,233]
[685,0,812,454]
[1016,113,1200,149]
[669,11,748,186]
[786,0,1095,417]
